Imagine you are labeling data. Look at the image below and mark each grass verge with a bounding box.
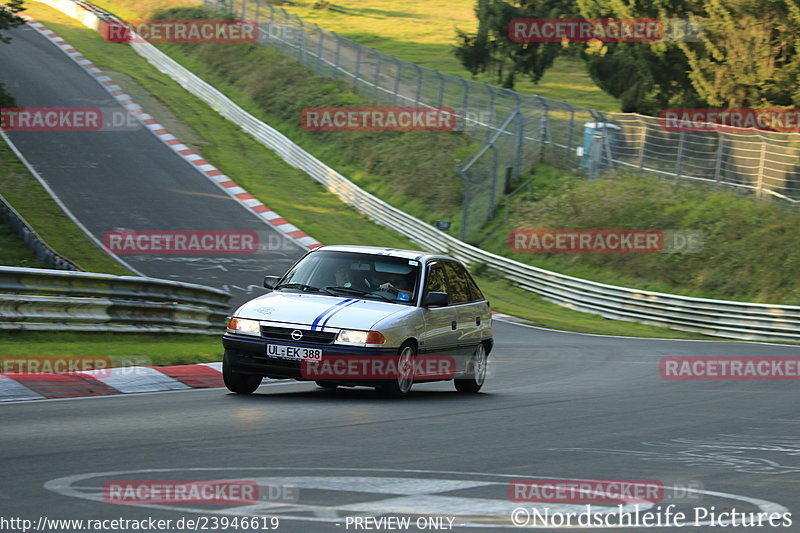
[0,139,129,274]
[0,332,222,364]
[90,0,620,111]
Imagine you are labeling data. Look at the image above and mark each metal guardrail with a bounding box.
[34,0,800,343]
[0,192,80,271]
[0,266,230,333]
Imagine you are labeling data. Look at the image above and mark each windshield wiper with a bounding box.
[324,286,395,302]
[275,283,321,292]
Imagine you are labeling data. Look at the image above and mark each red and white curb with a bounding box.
[24,17,322,251]
[0,362,267,402]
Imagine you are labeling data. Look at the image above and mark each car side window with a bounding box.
[425,263,448,299]
[442,261,470,305]
[462,266,485,302]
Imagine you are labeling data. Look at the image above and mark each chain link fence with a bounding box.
[207,0,800,240]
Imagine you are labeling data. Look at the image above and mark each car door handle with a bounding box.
[476,317,481,325]
[451,321,457,330]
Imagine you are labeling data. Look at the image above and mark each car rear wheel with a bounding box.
[379,342,416,398]
[455,343,487,393]
[223,350,263,394]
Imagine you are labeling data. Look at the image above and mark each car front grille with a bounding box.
[260,326,336,345]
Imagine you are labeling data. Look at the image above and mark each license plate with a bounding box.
[265,344,323,361]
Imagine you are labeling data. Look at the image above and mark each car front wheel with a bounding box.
[379,342,416,398]
[223,350,263,394]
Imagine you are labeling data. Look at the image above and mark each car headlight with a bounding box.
[336,329,386,344]
[227,317,261,335]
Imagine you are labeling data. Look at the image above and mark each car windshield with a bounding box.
[277,250,420,305]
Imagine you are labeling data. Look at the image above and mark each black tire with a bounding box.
[455,343,488,394]
[378,341,416,398]
[316,380,339,389]
[223,350,262,394]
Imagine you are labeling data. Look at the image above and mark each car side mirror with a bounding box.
[264,275,280,289]
[422,291,448,307]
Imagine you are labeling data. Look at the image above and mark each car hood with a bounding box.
[233,291,409,330]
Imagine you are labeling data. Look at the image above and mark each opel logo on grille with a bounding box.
[291,330,303,341]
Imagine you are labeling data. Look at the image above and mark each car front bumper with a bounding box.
[223,333,397,381]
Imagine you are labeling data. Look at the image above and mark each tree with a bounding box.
[576,0,800,112]
[575,0,706,113]
[1,0,26,108]
[454,0,576,89]
[677,0,800,108]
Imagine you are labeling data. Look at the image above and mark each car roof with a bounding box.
[312,245,456,263]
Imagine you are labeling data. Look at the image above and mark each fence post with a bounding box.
[374,52,383,102]
[435,70,445,109]
[488,144,500,218]
[484,83,495,142]
[296,16,305,60]
[638,123,646,176]
[333,35,342,78]
[413,63,423,105]
[460,77,470,123]
[315,29,325,73]
[457,168,471,241]
[675,130,685,178]
[353,43,362,90]
[514,109,523,181]
[392,57,402,105]
[756,141,767,198]
[535,95,548,162]
[565,104,576,164]
[713,132,724,184]
[255,0,260,22]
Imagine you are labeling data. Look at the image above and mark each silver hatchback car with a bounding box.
[222,245,493,397]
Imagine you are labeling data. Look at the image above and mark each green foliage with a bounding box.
[505,172,800,304]
[577,0,800,112]
[454,0,573,88]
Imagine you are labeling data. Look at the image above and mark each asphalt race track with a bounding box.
[2,321,800,531]
[0,25,305,309]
